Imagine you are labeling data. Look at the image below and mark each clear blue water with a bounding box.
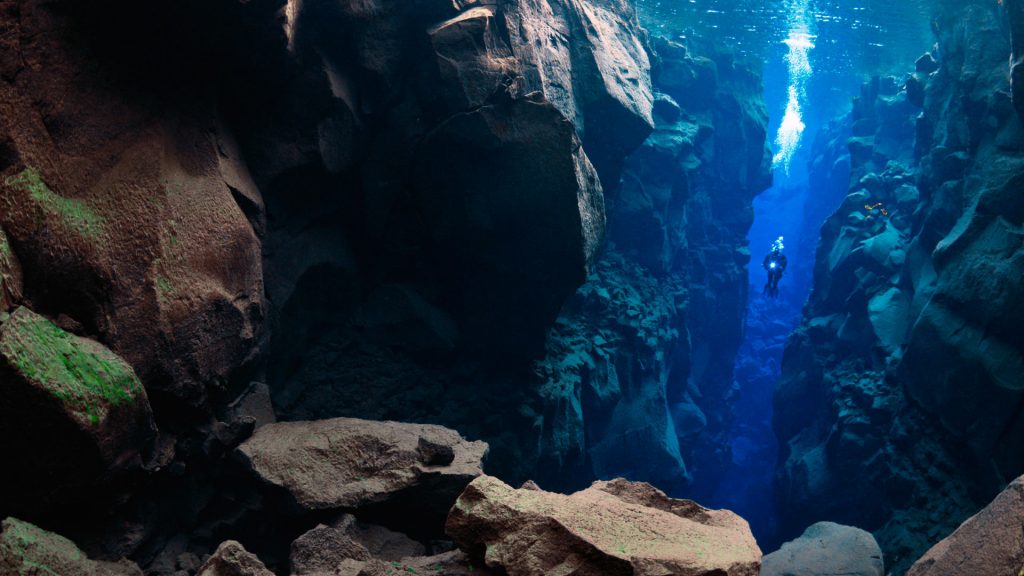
[636,0,937,548]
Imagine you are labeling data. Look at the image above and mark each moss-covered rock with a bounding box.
[0,307,157,514]
[0,307,145,426]
[0,517,142,576]
[3,168,106,240]
[0,226,22,312]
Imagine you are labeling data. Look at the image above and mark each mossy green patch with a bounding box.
[1,517,83,576]
[155,276,174,295]
[0,230,10,259]
[0,308,142,426]
[4,168,104,239]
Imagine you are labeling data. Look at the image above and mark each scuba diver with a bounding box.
[763,236,787,298]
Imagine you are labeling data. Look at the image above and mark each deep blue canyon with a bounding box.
[0,0,1023,575]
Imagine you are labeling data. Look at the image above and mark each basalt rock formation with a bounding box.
[0,0,655,567]
[529,37,772,492]
[775,0,1024,571]
[261,0,655,485]
[0,0,775,571]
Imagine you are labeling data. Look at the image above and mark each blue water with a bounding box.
[636,0,935,548]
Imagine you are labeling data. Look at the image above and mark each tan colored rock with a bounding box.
[428,7,518,110]
[237,417,487,511]
[446,475,761,576]
[0,517,142,576]
[761,522,883,576]
[197,541,274,576]
[907,475,1024,576]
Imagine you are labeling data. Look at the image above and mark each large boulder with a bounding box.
[0,0,266,410]
[502,0,654,185]
[0,307,158,513]
[0,517,142,576]
[196,541,274,576]
[761,522,884,576]
[237,418,487,515]
[413,93,605,358]
[446,475,761,576]
[906,475,1024,576]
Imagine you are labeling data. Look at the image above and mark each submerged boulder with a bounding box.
[236,417,487,513]
[761,522,884,576]
[196,541,273,576]
[0,517,142,576]
[906,475,1024,576]
[446,475,761,576]
[0,307,157,512]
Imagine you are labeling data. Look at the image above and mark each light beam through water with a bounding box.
[773,1,815,174]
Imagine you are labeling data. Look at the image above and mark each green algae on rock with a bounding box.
[0,226,22,312]
[3,168,105,240]
[0,307,143,426]
[0,517,142,576]
[0,307,158,515]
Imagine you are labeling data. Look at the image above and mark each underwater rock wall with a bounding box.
[531,37,772,492]
[262,0,657,485]
[776,0,1024,571]
[0,0,670,565]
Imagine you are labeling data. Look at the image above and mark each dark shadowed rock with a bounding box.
[761,522,884,576]
[414,94,605,359]
[427,6,517,110]
[225,382,277,430]
[290,514,490,576]
[0,517,143,576]
[446,475,761,576]
[0,307,158,512]
[0,226,21,312]
[196,541,273,576]
[906,476,1024,576]
[1006,0,1024,120]
[237,417,487,511]
[528,35,771,496]
[290,523,371,575]
[915,53,938,74]
[0,20,266,408]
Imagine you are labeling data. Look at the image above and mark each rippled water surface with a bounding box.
[636,0,934,75]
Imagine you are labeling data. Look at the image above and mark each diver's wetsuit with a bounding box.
[763,251,787,297]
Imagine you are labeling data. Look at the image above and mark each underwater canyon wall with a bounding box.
[775,0,1024,572]
[0,0,656,563]
[0,0,772,568]
[531,37,772,493]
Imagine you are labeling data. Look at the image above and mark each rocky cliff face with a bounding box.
[0,0,655,566]
[530,37,772,492]
[775,0,1024,571]
[260,0,659,486]
[0,0,773,570]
